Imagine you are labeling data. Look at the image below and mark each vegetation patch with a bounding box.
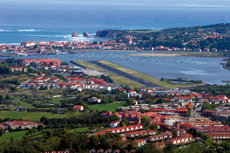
[0,130,27,142]
[0,111,73,121]
[89,101,125,112]
[68,127,90,133]
[48,97,69,105]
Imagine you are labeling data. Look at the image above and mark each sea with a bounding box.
[1,0,230,44]
[0,0,230,85]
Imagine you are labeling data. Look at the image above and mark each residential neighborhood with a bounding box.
[0,57,229,152]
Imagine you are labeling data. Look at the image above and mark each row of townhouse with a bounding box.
[22,58,63,66]
[125,130,156,138]
[105,124,143,134]
[22,77,113,91]
[146,131,173,142]
[195,126,230,140]
[202,109,230,122]
[30,76,59,83]
[94,124,143,136]
[0,121,41,130]
[165,134,193,145]
[9,66,28,72]
[160,124,187,137]
[172,96,194,103]
[171,93,230,104]
[119,111,142,124]
[198,94,230,104]
[208,134,230,140]
[128,89,229,107]
[182,120,223,128]
[22,82,59,89]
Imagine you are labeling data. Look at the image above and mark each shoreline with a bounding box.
[129,53,181,57]
[222,63,230,71]
[69,50,227,57]
[69,49,137,53]
[0,49,228,58]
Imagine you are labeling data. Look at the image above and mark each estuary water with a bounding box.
[6,51,230,85]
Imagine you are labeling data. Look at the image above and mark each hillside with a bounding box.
[96,23,230,55]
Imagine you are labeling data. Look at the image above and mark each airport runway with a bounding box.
[88,61,161,87]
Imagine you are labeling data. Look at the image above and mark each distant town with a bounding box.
[1,23,230,58]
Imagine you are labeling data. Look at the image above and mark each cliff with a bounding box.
[96,30,124,38]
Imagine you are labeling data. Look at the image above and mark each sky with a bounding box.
[1,0,230,8]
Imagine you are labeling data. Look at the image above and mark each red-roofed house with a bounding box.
[73,105,84,111]
[176,108,188,114]
[0,123,9,129]
[88,97,102,104]
[110,121,120,128]
[172,96,193,103]
[136,139,146,147]
[154,142,165,149]
[9,66,27,72]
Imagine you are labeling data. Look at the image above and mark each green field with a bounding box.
[75,60,143,87]
[89,101,125,112]
[0,130,43,142]
[48,97,68,105]
[0,130,27,142]
[0,111,76,121]
[99,60,205,88]
[16,100,33,107]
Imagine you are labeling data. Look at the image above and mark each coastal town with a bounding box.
[1,23,230,57]
[1,0,230,152]
[0,57,229,152]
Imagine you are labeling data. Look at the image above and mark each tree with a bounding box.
[198,132,213,147]
[136,143,163,153]
[149,124,158,131]
[227,60,230,67]
[0,95,3,101]
[221,141,230,152]
[121,118,129,127]
[37,125,44,131]
[88,135,99,149]
[5,95,10,100]
[82,103,89,112]
[0,129,5,136]
[202,102,217,110]
[126,140,137,152]
[141,116,151,128]
[43,129,54,138]
[0,64,11,74]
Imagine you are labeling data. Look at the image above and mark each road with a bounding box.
[191,103,203,118]
[17,78,31,89]
[88,61,161,87]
